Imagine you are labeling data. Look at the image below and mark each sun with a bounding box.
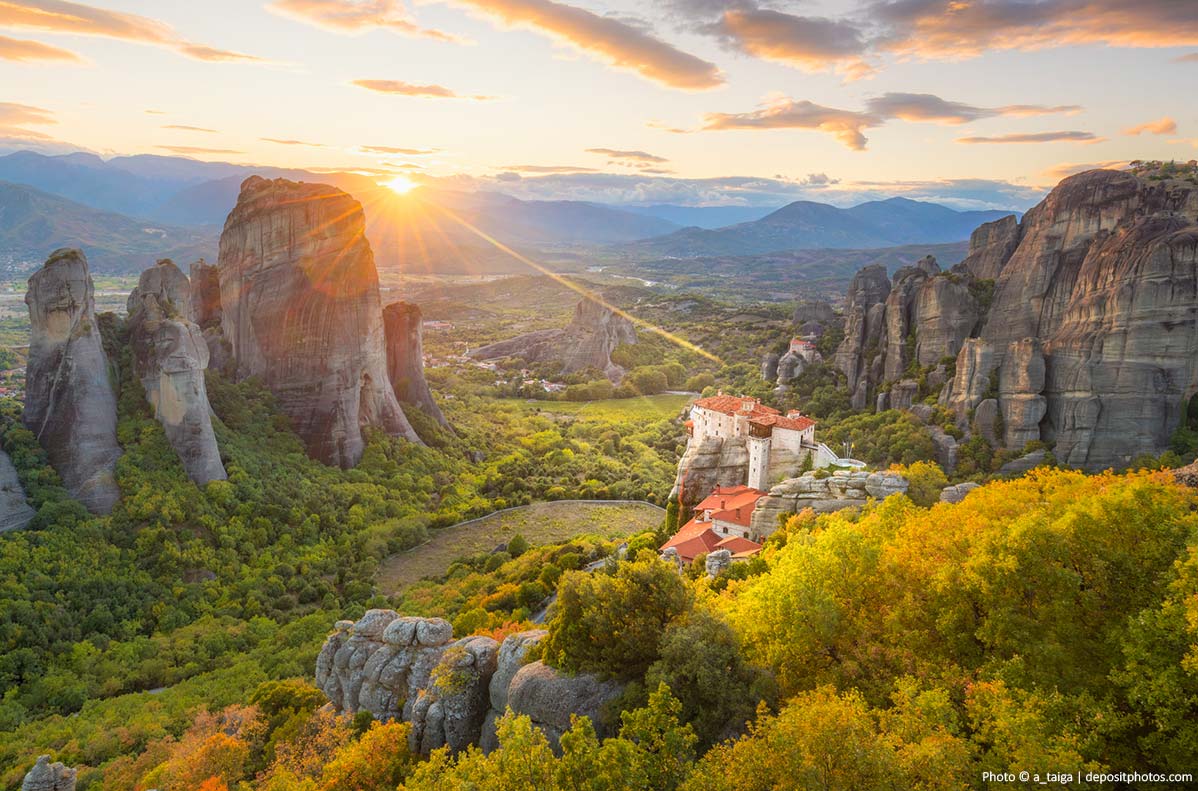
[385,175,418,195]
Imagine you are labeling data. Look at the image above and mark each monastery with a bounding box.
[660,485,765,564]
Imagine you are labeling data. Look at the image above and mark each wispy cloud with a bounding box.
[957,131,1103,145]
[1177,52,1198,62]
[261,137,325,146]
[1123,116,1177,136]
[0,0,265,62]
[710,7,873,80]
[586,147,669,164]
[352,78,495,100]
[0,100,56,130]
[500,163,599,173]
[1041,159,1131,181]
[163,124,217,133]
[449,0,723,90]
[362,144,440,155]
[155,144,243,155]
[865,93,1081,124]
[0,32,81,62]
[268,0,461,42]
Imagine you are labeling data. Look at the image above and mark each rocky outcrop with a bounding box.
[217,177,420,467]
[188,259,231,373]
[749,470,908,538]
[23,249,121,514]
[127,260,226,486]
[469,297,637,382]
[0,448,34,533]
[705,548,733,577]
[998,448,1049,475]
[21,756,76,791]
[913,273,979,366]
[939,169,1198,469]
[672,436,749,510]
[834,264,890,409]
[761,352,780,382]
[793,300,835,324]
[500,660,624,751]
[939,482,980,504]
[960,214,1021,280]
[315,611,496,754]
[383,302,448,428]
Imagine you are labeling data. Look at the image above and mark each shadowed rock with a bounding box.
[21,755,76,791]
[383,302,449,428]
[217,177,420,467]
[128,259,226,486]
[23,249,121,514]
[0,448,34,533]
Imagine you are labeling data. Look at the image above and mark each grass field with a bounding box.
[377,500,665,593]
[509,393,694,420]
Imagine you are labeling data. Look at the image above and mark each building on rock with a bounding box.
[660,484,764,565]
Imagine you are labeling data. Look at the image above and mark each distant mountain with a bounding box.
[0,180,217,274]
[626,197,1019,258]
[618,204,774,229]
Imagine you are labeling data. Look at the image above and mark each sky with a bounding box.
[0,0,1196,210]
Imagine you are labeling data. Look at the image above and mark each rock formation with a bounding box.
[939,482,980,504]
[959,214,1020,281]
[317,611,620,756]
[20,756,76,791]
[383,302,449,428]
[672,436,750,510]
[217,177,420,467]
[0,448,34,533]
[188,259,231,374]
[127,260,226,486]
[748,469,908,538]
[23,249,121,514]
[469,297,637,382]
[834,264,891,410]
[938,169,1198,469]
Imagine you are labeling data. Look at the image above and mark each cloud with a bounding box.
[710,7,873,79]
[1169,138,1198,148]
[385,161,424,169]
[267,0,460,42]
[701,99,878,150]
[585,147,669,164]
[1123,116,1177,136]
[868,0,1198,60]
[144,109,166,115]
[163,124,217,133]
[1041,159,1131,181]
[156,145,243,155]
[0,32,81,61]
[799,172,838,186]
[0,0,265,62]
[956,131,1103,144]
[352,78,495,99]
[865,93,1081,124]
[448,0,723,90]
[1177,52,1198,62]
[499,164,599,173]
[261,137,325,146]
[0,101,56,128]
[361,144,440,154]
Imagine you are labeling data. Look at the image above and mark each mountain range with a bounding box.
[0,150,1022,276]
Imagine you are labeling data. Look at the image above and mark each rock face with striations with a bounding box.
[939,169,1198,469]
[834,264,891,410]
[21,756,76,791]
[0,448,34,533]
[188,259,231,374]
[383,302,449,428]
[316,612,620,756]
[217,177,420,467]
[127,260,226,486]
[470,297,637,382]
[23,249,121,514]
[671,435,750,510]
[749,469,908,538]
[959,214,1021,281]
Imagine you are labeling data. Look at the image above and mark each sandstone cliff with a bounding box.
[23,249,122,514]
[188,259,231,373]
[939,169,1198,469]
[748,469,908,537]
[0,448,34,533]
[127,260,226,486]
[383,302,449,428]
[217,177,420,467]
[316,611,620,755]
[469,297,637,382]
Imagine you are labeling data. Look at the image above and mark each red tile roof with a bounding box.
[749,413,816,432]
[693,395,780,418]
[695,485,766,528]
[660,518,724,563]
[715,535,762,556]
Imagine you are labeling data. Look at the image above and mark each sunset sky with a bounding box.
[1,0,1195,210]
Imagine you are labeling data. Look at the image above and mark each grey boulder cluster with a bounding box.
[469,296,638,382]
[748,469,909,538]
[20,756,76,791]
[316,610,622,755]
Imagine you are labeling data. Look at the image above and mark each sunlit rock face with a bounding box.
[127,259,226,486]
[23,249,121,514]
[469,297,637,382]
[383,301,449,428]
[217,176,420,467]
[941,169,1198,469]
